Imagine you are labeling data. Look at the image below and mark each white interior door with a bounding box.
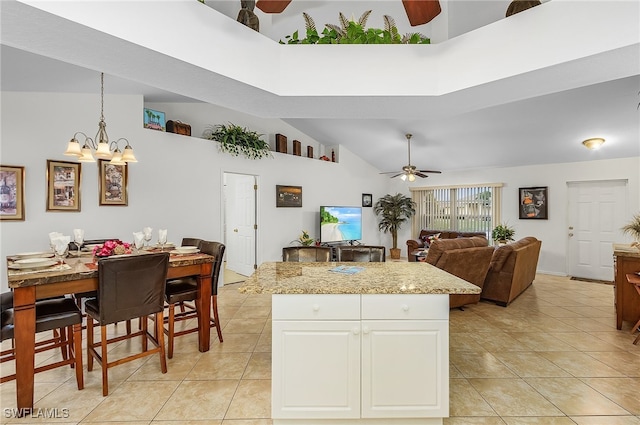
[567,180,628,281]
[225,173,256,276]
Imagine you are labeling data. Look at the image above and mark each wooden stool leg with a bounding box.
[212,296,223,343]
[72,322,84,390]
[168,304,175,359]
[87,317,94,371]
[101,325,109,396]
[156,311,167,374]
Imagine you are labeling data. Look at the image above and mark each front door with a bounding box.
[225,173,257,277]
[567,180,628,281]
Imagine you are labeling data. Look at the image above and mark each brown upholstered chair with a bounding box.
[180,237,203,248]
[425,236,494,309]
[336,245,386,262]
[86,252,169,396]
[283,246,331,262]
[1,292,83,389]
[164,241,225,358]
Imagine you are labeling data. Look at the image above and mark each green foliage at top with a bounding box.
[281,11,430,45]
[621,212,640,240]
[202,123,272,160]
[320,207,339,224]
[491,223,516,242]
[373,193,416,249]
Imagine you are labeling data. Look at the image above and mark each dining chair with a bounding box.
[0,292,83,389]
[283,246,332,262]
[336,245,386,262]
[85,252,169,396]
[164,240,225,359]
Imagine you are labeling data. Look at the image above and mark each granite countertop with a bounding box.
[239,261,482,295]
[613,243,640,258]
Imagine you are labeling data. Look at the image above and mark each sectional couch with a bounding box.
[406,230,487,261]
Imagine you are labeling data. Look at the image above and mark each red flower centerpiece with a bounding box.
[92,240,132,258]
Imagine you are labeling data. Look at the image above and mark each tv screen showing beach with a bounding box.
[320,206,362,243]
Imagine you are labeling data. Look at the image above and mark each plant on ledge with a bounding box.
[202,123,272,159]
[374,193,416,259]
[281,11,430,45]
[621,212,640,248]
[491,223,515,244]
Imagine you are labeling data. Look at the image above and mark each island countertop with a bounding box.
[239,261,482,295]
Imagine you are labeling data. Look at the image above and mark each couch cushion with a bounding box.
[491,237,539,272]
[426,236,488,265]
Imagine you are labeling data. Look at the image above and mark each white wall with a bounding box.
[401,158,640,275]
[0,92,390,291]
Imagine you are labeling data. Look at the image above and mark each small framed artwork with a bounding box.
[98,160,128,206]
[46,160,81,212]
[0,165,25,221]
[143,108,166,132]
[276,185,302,207]
[362,193,373,207]
[519,186,548,219]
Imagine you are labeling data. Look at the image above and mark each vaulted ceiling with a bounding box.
[1,0,638,173]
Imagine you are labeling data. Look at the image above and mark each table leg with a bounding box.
[196,264,212,352]
[13,286,36,411]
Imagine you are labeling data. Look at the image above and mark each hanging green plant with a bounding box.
[203,123,272,159]
[281,11,430,45]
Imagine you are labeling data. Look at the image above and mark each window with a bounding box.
[410,183,503,237]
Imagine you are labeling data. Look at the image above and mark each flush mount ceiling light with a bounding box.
[64,72,137,164]
[582,138,605,150]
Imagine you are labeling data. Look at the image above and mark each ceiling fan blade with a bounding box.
[402,0,442,26]
[415,172,429,178]
[256,0,292,13]
[380,171,402,174]
[390,173,405,178]
[416,169,442,174]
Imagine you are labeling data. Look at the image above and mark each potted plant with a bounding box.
[202,123,272,159]
[373,193,416,259]
[621,212,640,248]
[491,223,516,245]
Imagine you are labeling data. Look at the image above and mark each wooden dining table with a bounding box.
[6,251,214,410]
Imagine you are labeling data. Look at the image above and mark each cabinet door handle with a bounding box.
[312,304,320,312]
[362,326,370,334]
[401,304,409,311]
[352,327,360,335]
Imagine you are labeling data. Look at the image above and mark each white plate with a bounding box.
[14,251,55,259]
[9,259,57,270]
[172,247,200,255]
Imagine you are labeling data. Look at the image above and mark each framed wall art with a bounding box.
[0,165,25,221]
[362,193,373,207]
[143,108,166,132]
[519,186,548,219]
[98,159,128,206]
[276,185,302,207]
[46,160,81,212]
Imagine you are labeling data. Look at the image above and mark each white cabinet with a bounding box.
[272,293,449,424]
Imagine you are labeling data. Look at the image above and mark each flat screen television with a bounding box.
[320,206,362,243]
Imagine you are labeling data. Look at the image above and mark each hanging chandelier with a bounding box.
[64,72,137,165]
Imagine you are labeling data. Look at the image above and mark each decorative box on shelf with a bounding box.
[275,134,287,153]
[293,140,301,156]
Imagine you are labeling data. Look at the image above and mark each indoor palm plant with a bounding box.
[373,193,416,259]
[202,123,271,159]
[621,212,640,248]
[491,223,515,245]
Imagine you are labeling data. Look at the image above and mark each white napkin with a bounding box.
[48,232,63,246]
[133,231,145,249]
[143,227,153,239]
[158,229,167,244]
[51,235,70,255]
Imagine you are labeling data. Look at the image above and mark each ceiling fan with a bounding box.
[380,134,442,181]
[255,0,441,27]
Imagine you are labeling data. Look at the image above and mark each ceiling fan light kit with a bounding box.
[380,133,442,181]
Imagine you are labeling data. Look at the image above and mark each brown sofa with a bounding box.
[481,237,542,306]
[407,230,487,261]
[424,236,494,309]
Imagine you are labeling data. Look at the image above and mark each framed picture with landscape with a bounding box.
[46,160,81,212]
[519,186,548,219]
[98,159,128,206]
[276,185,302,207]
[0,165,25,221]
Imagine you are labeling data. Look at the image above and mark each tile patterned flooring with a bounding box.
[1,274,639,424]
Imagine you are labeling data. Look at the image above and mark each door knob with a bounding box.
[233,228,238,232]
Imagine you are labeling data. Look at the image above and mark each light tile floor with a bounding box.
[1,274,639,424]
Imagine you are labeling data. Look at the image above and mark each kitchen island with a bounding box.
[240,261,481,425]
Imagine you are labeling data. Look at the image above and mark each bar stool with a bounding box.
[626,273,640,345]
